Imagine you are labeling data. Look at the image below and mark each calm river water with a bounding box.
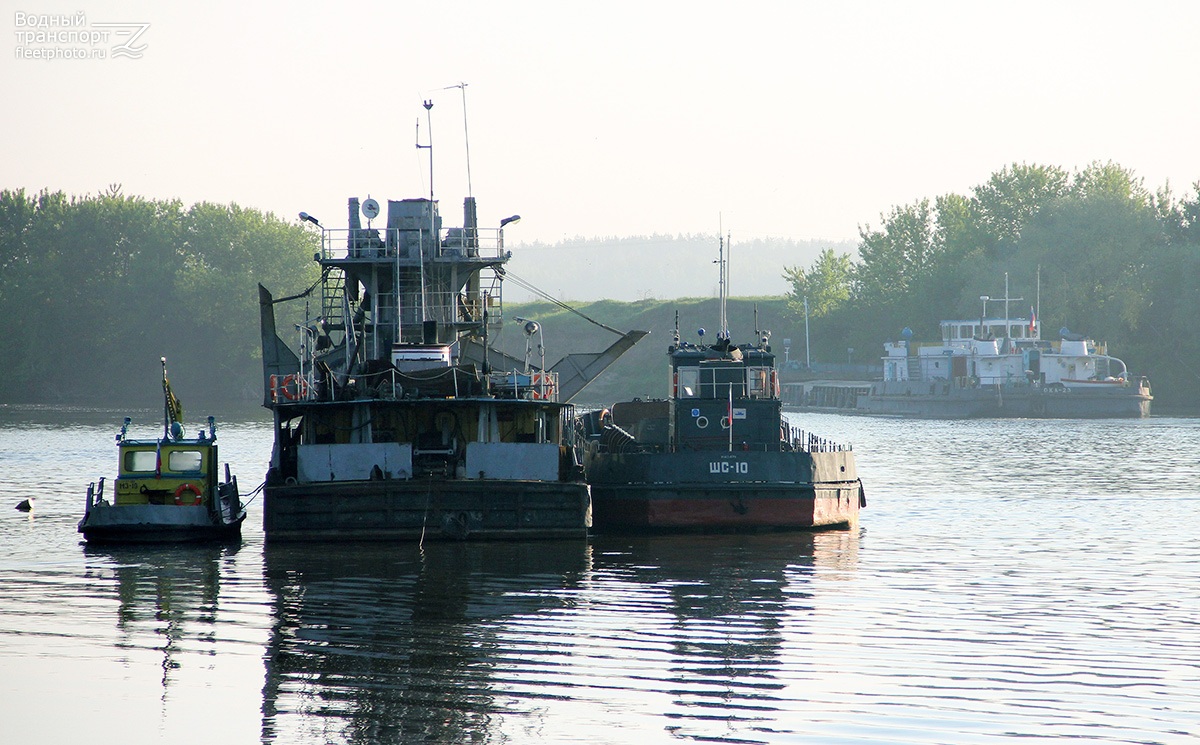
[1,406,1197,744]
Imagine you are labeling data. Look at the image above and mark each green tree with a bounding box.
[971,163,1070,257]
[176,202,319,397]
[783,248,852,318]
[1113,182,1200,404]
[0,189,318,406]
[852,199,937,312]
[1070,161,1151,204]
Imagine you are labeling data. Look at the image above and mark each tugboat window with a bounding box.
[699,366,747,399]
[125,450,158,473]
[748,367,770,398]
[168,450,203,472]
[677,368,699,398]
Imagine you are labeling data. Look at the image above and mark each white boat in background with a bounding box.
[790,276,1152,419]
[852,315,1152,418]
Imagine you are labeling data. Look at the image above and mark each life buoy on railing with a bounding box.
[530,372,555,400]
[174,483,203,506]
[272,373,309,402]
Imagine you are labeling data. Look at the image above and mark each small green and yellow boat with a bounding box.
[78,358,245,544]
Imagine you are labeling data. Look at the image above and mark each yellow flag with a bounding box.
[162,358,183,426]
[164,378,183,424]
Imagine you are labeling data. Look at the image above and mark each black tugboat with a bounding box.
[258,104,646,542]
[581,237,864,532]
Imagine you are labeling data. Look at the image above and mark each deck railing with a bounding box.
[318,227,510,262]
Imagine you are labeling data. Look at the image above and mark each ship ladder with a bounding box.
[321,268,347,335]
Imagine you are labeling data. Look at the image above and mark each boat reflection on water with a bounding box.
[82,543,242,691]
[258,531,858,743]
[584,530,860,738]
[259,540,593,743]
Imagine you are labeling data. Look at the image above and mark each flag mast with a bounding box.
[161,357,170,440]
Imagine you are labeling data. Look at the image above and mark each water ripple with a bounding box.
[3,415,1200,743]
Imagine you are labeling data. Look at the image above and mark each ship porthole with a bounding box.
[720,416,731,429]
[696,416,709,429]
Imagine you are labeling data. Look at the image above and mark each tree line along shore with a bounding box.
[3,163,1197,412]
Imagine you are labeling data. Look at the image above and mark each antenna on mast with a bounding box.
[714,219,727,340]
[442,82,473,198]
[720,231,729,338]
[417,100,435,203]
[415,100,435,322]
[1036,264,1041,337]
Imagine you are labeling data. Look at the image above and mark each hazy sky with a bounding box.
[6,1,1200,251]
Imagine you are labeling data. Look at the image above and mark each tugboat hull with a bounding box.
[591,482,859,532]
[79,499,245,544]
[263,479,591,542]
[857,380,1152,418]
[587,450,861,532]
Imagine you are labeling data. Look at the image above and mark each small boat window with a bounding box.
[747,367,771,397]
[676,368,699,398]
[124,450,158,473]
[168,450,203,472]
[699,365,747,399]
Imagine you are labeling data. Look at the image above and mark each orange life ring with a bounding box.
[174,483,203,506]
[282,374,298,401]
[529,372,555,400]
[273,373,309,402]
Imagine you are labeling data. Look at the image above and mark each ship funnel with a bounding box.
[347,198,362,252]
[463,197,478,248]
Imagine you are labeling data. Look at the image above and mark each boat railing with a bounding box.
[489,370,559,401]
[918,338,1117,358]
[319,227,509,262]
[786,425,852,454]
[270,366,562,404]
[269,372,315,403]
[390,287,504,334]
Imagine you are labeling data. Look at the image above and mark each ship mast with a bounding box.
[714,227,730,340]
[442,82,473,199]
[416,100,434,324]
[725,231,731,339]
[1036,265,1041,338]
